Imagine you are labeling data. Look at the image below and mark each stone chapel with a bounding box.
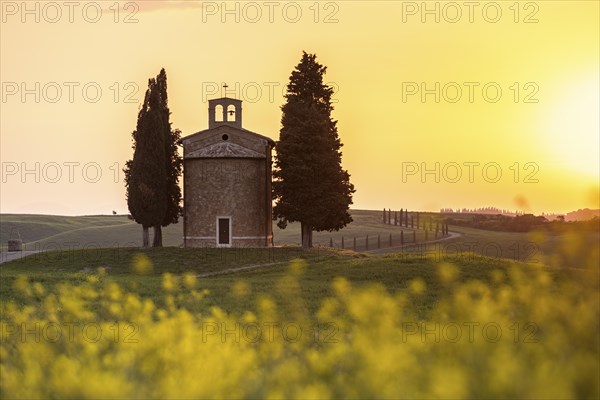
[180,97,274,247]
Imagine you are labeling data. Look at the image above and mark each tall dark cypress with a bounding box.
[124,77,167,247]
[273,52,355,248]
[153,69,183,247]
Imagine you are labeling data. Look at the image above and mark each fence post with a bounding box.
[411,215,414,228]
[417,213,420,230]
[341,236,345,249]
[401,230,404,245]
[330,237,333,247]
[366,235,369,250]
[383,208,386,223]
[389,233,392,246]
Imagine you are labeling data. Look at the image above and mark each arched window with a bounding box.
[227,105,236,122]
[215,105,224,122]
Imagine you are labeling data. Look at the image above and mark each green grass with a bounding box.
[396,225,600,269]
[2,212,597,300]
[1,246,589,318]
[275,209,428,248]
[0,214,145,250]
[2,211,596,302]
[403,225,538,261]
[3,211,596,259]
[1,210,428,251]
[0,247,331,312]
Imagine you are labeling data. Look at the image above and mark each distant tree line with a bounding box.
[446,214,600,233]
[441,207,524,216]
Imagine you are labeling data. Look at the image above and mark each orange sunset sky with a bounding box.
[1,1,598,216]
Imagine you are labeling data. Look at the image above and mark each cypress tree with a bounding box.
[124,77,167,247]
[273,52,355,248]
[153,69,183,247]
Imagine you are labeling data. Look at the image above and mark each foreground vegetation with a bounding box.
[1,233,598,398]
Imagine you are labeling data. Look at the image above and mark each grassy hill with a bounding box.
[2,211,598,269]
[0,245,593,316]
[0,210,429,251]
[0,214,132,242]
[0,214,184,250]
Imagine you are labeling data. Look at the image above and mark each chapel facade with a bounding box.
[180,97,274,247]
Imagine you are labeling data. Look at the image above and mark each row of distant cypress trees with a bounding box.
[383,208,449,235]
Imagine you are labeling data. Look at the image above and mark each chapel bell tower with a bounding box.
[208,97,243,129]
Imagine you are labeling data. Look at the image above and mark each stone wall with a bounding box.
[184,157,272,247]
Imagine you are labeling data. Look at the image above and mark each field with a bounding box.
[1,210,432,251]
[0,212,599,398]
[4,210,597,261]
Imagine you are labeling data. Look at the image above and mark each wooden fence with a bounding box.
[313,209,450,251]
